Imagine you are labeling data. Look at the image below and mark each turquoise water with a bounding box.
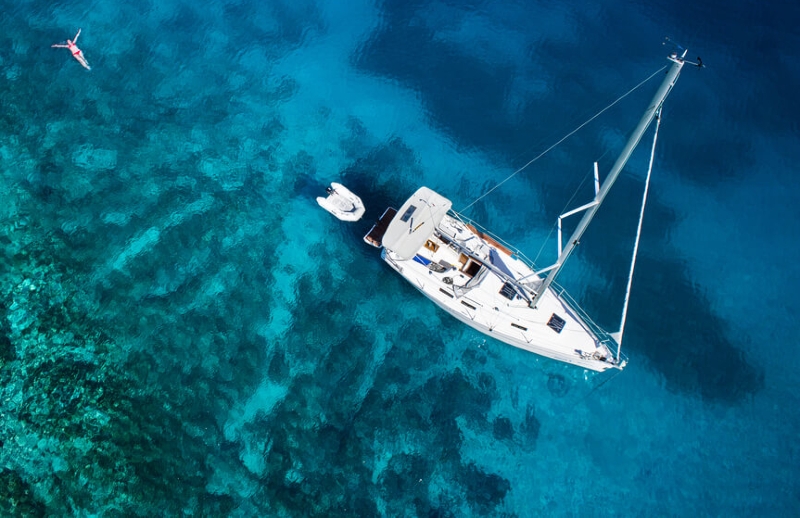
[1,0,798,515]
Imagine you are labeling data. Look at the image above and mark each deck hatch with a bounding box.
[399,205,417,222]
[499,281,517,300]
[547,314,566,333]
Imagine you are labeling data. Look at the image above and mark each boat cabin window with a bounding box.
[399,205,417,222]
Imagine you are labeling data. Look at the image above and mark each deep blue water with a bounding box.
[1,0,798,515]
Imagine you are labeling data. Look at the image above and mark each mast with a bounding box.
[530,51,688,309]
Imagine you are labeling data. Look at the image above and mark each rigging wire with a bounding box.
[457,65,669,214]
[614,106,663,355]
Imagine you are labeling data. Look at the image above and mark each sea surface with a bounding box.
[1,0,798,515]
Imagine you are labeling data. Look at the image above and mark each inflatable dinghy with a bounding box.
[316,182,365,222]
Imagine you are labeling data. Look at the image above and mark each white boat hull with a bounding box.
[387,251,618,371]
[382,250,620,372]
[368,190,624,372]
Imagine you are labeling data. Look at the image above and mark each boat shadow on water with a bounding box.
[577,182,765,403]
[626,255,764,403]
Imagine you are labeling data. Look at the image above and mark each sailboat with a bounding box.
[364,51,696,372]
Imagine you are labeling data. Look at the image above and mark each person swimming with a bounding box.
[52,28,90,70]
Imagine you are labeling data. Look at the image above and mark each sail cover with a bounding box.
[489,248,515,279]
[382,187,452,260]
